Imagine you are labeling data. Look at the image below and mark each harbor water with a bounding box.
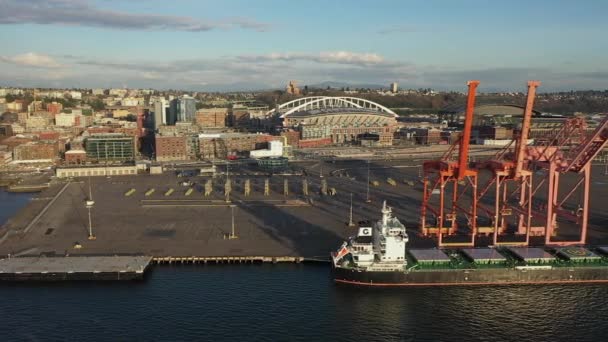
[1,190,608,341]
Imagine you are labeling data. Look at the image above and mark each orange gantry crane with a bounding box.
[527,113,608,246]
[421,80,479,247]
[474,81,540,246]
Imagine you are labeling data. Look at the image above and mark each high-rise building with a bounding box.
[286,81,301,95]
[390,82,399,93]
[168,99,179,125]
[153,98,168,130]
[178,96,196,122]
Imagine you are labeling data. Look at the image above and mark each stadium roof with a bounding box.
[269,96,397,118]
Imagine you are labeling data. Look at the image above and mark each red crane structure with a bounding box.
[420,79,607,248]
[474,81,540,246]
[526,114,608,246]
[420,80,479,247]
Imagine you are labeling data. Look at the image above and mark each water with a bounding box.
[1,191,608,341]
[0,190,33,226]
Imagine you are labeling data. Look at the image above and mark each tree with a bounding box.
[90,98,105,111]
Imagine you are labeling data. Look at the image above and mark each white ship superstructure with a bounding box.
[333,201,409,272]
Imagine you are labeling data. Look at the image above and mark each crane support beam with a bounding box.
[457,80,479,180]
[514,80,540,178]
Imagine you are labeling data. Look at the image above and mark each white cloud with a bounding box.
[0,0,270,32]
[318,51,384,64]
[0,52,62,68]
[2,51,608,91]
[141,72,163,80]
[238,51,385,66]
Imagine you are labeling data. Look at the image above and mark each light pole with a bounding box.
[228,205,238,239]
[366,160,371,203]
[349,193,355,227]
[86,177,96,240]
[225,162,231,203]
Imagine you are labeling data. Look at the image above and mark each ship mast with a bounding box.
[348,193,355,226]
[381,201,391,226]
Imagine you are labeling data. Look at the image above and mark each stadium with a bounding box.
[268,96,398,146]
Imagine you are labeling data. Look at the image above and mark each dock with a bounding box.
[151,255,330,264]
[0,256,153,281]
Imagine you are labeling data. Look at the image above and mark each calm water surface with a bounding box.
[1,190,607,341]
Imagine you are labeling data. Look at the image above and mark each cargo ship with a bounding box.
[331,202,608,286]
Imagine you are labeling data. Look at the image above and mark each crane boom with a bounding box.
[565,114,608,173]
[514,81,540,178]
[457,80,479,180]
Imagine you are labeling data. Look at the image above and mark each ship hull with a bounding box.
[333,266,608,286]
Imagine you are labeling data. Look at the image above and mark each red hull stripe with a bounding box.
[334,278,608,287]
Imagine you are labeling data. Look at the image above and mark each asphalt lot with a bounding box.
[1,158,607,258]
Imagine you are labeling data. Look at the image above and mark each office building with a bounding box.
[178,96,196,122]
[168,99,179,125]
[153,98,168,129]
[84,133,135,162]
[390,82,398,93]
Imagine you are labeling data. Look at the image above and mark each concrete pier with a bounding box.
[0,256,152,281]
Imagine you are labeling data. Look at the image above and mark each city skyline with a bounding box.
[1,0,607,91]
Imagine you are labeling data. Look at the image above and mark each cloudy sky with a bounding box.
[0,0,607,91]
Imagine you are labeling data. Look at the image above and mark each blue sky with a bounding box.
[0,0,607,91]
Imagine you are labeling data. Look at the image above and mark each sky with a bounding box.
[0,0,607,91]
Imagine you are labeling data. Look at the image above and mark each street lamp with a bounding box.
[349,193,355,226]
[228,205,238,239]
[366,160,371,203]
[86,177,96,240]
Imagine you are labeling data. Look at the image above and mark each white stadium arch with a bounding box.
[267,96,397,118]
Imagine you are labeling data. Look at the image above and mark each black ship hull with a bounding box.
[333,265,608,286]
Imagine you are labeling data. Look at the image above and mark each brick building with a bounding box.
[476,126,513,140]
[13,141,59,161]
[196,108,227,128]
[64,150,87,164]
[1,135,33,151]
[331,125,394,146]
[414,128,442,145]
[298,137,332,148]
[46,102,63,115]
[36,131,60,140]
[281,130,300,147]
[199,133,274,159]
[155,135,188,161]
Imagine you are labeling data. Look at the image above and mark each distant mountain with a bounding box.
[306,81,386,90]
[189,81,388,92]
[190,82,271,92]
